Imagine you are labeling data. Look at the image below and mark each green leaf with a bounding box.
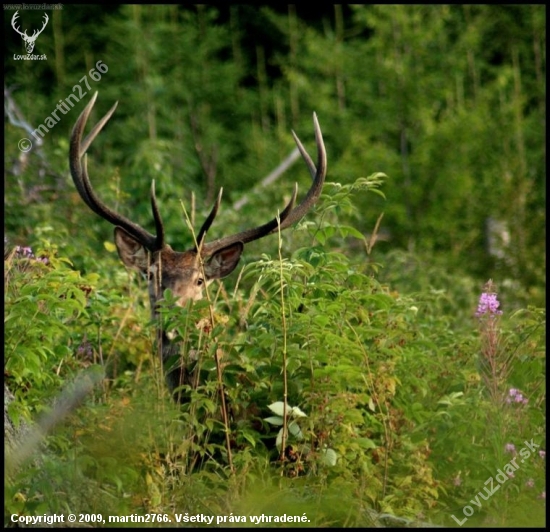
[321,448,338,466]
[264,416,284,426]
[268,401,286,416]
[338,225,366,240]
[289,406,307,418]
[357,438,377,450]
[275,428,284,450]
[288,421,303,439]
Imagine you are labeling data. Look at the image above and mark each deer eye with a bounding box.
[197,277,205,286]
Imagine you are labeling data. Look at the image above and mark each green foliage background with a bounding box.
[4,4,545,528]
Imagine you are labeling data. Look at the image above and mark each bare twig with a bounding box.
[4,85,43,176]
[5,368,105,476]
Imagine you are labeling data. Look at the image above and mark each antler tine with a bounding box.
[70,93,114,210]
[201,184,298,255]
[70,92,163,251]
[275,112,326,231]
[79,93,118,156]
[202,113,325,255]
[150,180,165,250]
[195,188,224,251]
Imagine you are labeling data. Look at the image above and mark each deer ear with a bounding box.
[114,227,149,272]
[203,242,243,280]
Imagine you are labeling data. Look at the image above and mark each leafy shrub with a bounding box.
[4,176,545,527]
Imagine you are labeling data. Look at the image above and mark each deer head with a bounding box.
[11,11,49,54]
[69,92,326,399]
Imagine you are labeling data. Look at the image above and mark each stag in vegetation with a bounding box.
[69,92,326,402]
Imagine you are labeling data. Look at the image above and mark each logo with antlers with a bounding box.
[11,11,49,54]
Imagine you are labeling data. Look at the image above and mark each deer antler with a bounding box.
[200,113,326,255]
[69,92,165,251]
[70,92,326,257]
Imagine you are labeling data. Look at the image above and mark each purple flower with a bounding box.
[526,478,535,488]
[77,342,93,359]
[539,450,546,459]
[506,388,528,405]
[475,292,503,317]
[514,394,528,405]
[14,245,36,259]
[504,443,516,454]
